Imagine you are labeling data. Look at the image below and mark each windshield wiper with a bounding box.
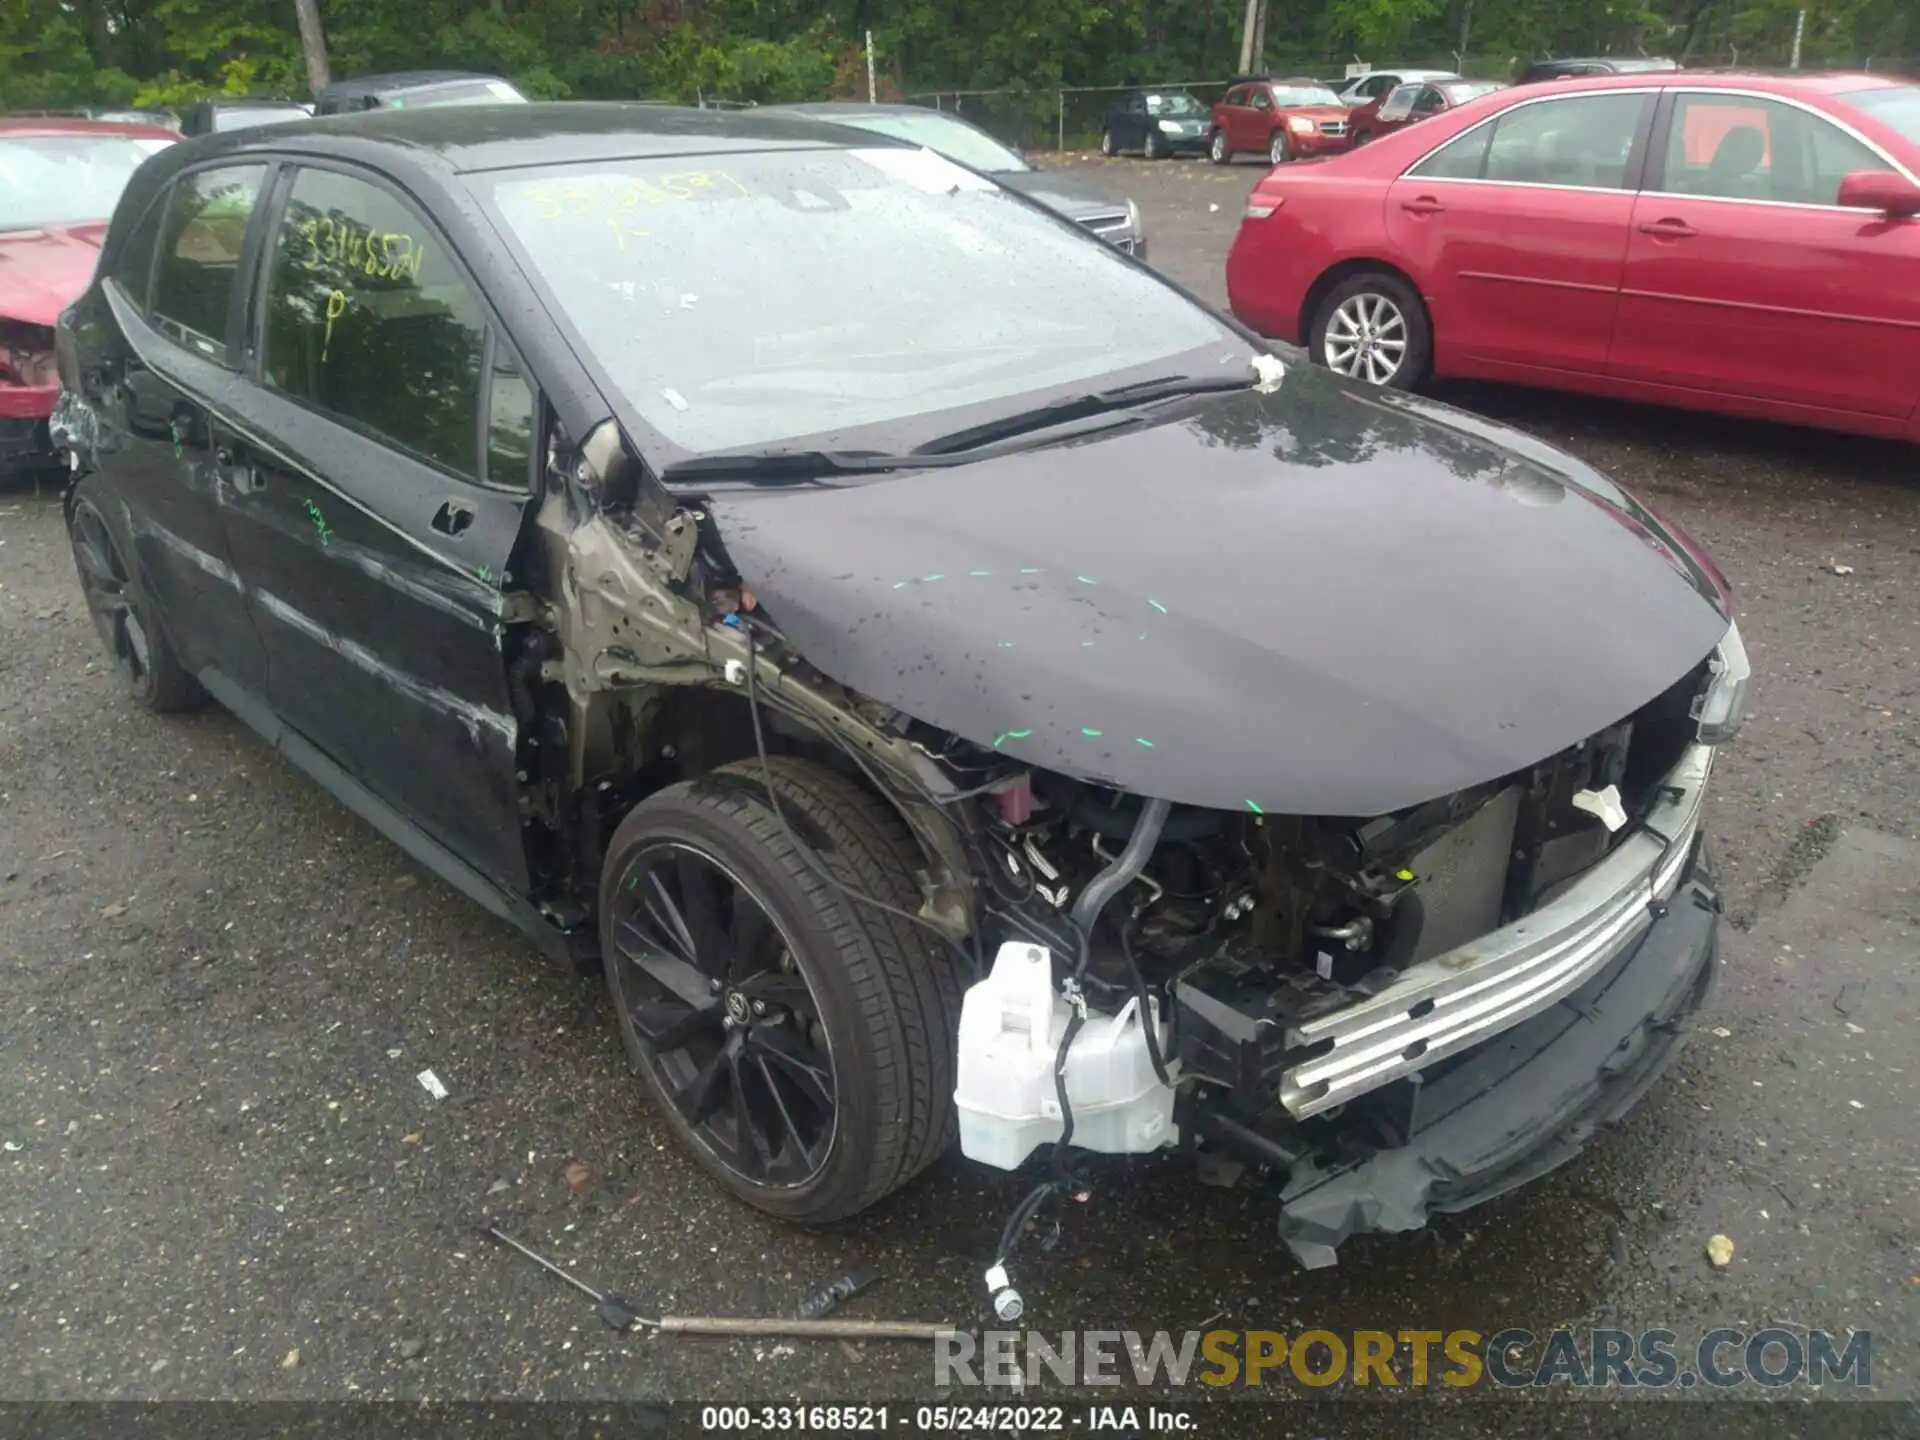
[909,372,1254,456]
[658,448,913,486]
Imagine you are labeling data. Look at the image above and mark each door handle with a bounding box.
[1399,196,1446,215]
[1637,217,1697,239]
[215,447,265,494]
[431,499,475,538]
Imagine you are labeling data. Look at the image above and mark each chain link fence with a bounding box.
[907,52,1920,154]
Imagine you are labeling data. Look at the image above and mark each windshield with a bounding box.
[813,110,1026,172]
[394,79,528,108]
[1849,85,1920,146]
[1143,93,1206,117]
[0,134,173,230]
[213,105,309,132]
[1271,86,1341,107]
[484,147,1244,457]
[1442,81,1503,103]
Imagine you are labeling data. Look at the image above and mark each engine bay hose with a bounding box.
[1068,795,1173,960]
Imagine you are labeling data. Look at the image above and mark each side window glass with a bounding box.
[1252,90,1273,111]
[151,165,267,364]
[1665,96,1773,198]
[1379,85,1417,121]
[1408,122,1493,179]
[1482,93,1645,188]
[263,167,487,478]
[485,346,535,489]
[1412,87,1445,115]
[111,190,168,310]
[1797,114,1884,204]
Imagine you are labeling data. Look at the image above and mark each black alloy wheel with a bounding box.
[67,481,200,712]
[600,757,963,1222]
[607,839,838,1189]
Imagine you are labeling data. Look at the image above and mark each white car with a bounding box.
[1334,67,1459,107]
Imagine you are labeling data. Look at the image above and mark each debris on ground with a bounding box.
[1823,558,1855,575]
[793,1269,880,1321]
[1707,1234,1735,1268]
[397,1336,426,1360]
[281,1347,301,1369]
[1709,1026,1732,1038]
[562,1159,592,1193]
[415,1069,449,1100]
[99,902,127,919]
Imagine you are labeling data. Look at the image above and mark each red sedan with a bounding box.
[1226,72,1920,441]
[1209,78,1353,167]
[1349,78,1507,146]
[1,117,175,475]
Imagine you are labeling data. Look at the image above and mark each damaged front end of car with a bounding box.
[523,382,1744,1272]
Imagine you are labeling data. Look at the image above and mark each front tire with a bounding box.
[1269,130,1293,166]
[1208,129,1232,165]
[600,757,964,1223]
[1144,129,1167,160]
[66,479,202,713]
[1099,129,1117,157]
[1309,271,1433,390]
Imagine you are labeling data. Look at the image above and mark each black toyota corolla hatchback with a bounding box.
[53,104,1746,1274]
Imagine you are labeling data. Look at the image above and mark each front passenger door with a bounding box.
[1610,91,1920,421]
[218,164,537,892]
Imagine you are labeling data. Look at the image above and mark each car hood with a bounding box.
[704,372,1731,817]
[0,222,108,326]
[1285,105,1351,123]
[994,170,1130,223]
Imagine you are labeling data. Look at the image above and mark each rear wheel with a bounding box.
[1309,271,1432,390]
[600,757,964,1223]
[67,480,202,712]
[1099,129,1117,157]
[1208,129,1232,165]
[1269,130,1292,166]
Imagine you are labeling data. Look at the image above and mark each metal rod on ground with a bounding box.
[658,1317,951,1341]
[482,1226,953,1342]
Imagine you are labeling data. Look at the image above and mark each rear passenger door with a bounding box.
[84,163,273,694]
[1610,89,1920,422]
[1386,89,1654,376]
[217,163,538,891]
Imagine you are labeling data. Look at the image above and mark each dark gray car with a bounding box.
[767,102,1146,257]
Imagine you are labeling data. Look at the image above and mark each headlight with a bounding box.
[1288,115,1316,135]
[1156,119,1181,133]
[1692,619,1751,744]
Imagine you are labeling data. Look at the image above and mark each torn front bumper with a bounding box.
[1274,836,1719,1268]
[1282,744,1713,1118]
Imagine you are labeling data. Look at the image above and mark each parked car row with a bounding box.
[37,100,1747,1275]
[1100,58,1686,165]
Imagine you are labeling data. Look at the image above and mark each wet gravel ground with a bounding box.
[1,154,1917,1422]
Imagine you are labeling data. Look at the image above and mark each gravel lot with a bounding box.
[1,152,1916,1418]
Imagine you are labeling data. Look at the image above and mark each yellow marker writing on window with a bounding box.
[323,289,347,361]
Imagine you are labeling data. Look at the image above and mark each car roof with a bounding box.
[1359,68,1456,80]
[160,101,908,176]
[1509,68,1908,97]
[192,97,310,109]
[0,115,179,140]
[1526,56,1677,71]
[319,70,506,98]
